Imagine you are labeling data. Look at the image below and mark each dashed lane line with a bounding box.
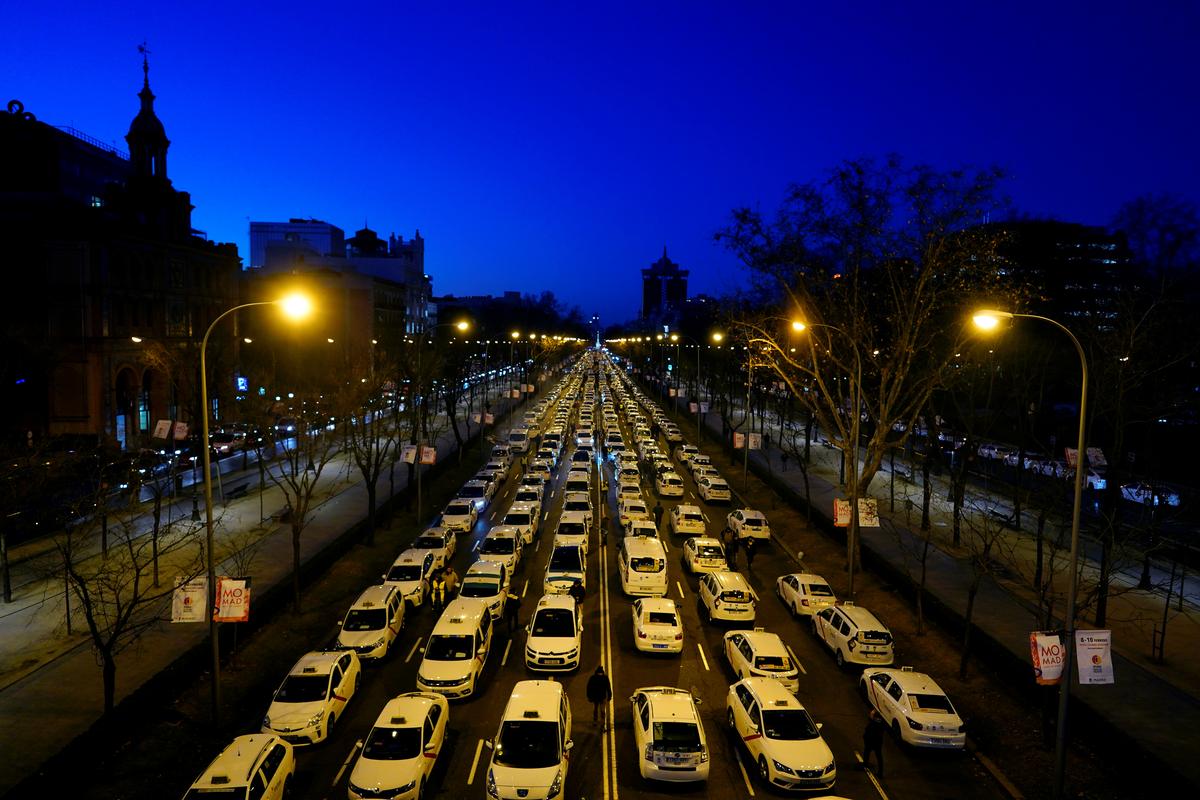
[467,738,485,784]
[521,579,529,598]
[676,581,686,600]
[405,637,423,663]
[696,642,710,671]
[736,753,757,796]
[787,644,806,675]
[501,639,513,666]
[331,740,362,788]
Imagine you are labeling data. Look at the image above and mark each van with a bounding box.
[698,571,758,624]
[415,598,494,698]
[508,427,530,455]
[490,444,513,467]
[184,734,294,800]
[813,603,894,669]
[618,536,668,597]
[485,680,573,799]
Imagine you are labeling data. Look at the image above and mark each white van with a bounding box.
[508,427,531,455]
[618,536,668,597]
[485,680,573,799]
[415,598,494,699]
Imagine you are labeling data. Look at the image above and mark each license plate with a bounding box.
[544,658,562,664]
[653,643,668,649]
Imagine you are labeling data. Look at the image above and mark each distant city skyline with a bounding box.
[5,1,1198,323]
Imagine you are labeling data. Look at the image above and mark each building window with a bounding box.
[138,389,150,432]
[90,195,103,208]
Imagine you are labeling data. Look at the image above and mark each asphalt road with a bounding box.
[276,365,1008,800]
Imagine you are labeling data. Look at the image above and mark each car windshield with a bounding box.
[565,501,589,512]
[481,537,515,555]
[386,564,422,582]
[558,522,586,537]
[696,545,723,558]
[446,504,472,516]
[631,557,663,573]
[494,720,560,769]
[515,490,539,503]
[762,709,820,740]
[548,547,582,571]
[343,608,387,631]
[910,693,955,713]
[460,579,500,598]
[425,634,474,661]
[460,486,485,498]
[754,655,791,671]
[743,518,764,527]
[362,725,422,760]
[504,513,531,526]
[646,611,677,625]
[185,789,244,799]
[413,536,444,550]
[652,721,702,752]
[532,608,576,637]
[275,674,328,703]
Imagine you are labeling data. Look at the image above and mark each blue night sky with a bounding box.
[5,1,1198,324]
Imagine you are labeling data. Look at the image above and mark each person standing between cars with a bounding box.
[504,591,522,633]
[780,451,789,472]
[862,707,886,777]
[721,525,739,569]
[652,501,664,529]
[743,537,757,571]
[569,579,586,608]
[430,570,448,612]
[587,665,613,730]
[442,565,459,597]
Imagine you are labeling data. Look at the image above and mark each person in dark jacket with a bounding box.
[504,592,522,633]
[652,501,664,528]
[743,537,757,570]
[586,666,613,730]
[862,708,886,776]
[569,579,586,607]
[721,526,739,568]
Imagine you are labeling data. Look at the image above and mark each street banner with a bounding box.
[172,421,189,440]
[510,389,521,398]
[420,446,437,465]
[1064,447,1078,468]
[484,413,495,424]
[171,577,207,623]
[1086,447,1107,467]
[1076,630,1115,684]
[1029,631,1066,685]
[689,402,698,413]
[834,499,851,527]
[472,413,482,424]
[699,402,709,413]
[669,387,677,397]
[747,432,762,450]
[153,419,172,439]
[214,577,251,623]
[401,444,418,464]
[733,432,745,449]
[858,498,880,527]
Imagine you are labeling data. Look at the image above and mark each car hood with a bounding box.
[489,762,560,796]
[528,635,579,653]
[338,628,387,648]
[763,736,836,771]
[545,572,583,591]
[350,754,421,793]
[267,699,326,727]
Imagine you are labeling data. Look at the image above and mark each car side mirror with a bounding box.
[628,695,636,703]
[484,739,494,750]
[564,739,574,751]
[816,722,824,730]
[418,647,425,653]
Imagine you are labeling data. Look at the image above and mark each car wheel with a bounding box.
[859,680,869,703]
[326,713,336,738]
[700,602,710,623]
[758,755,769,783]
[791,602,799,618]
[835,649,845,669]
[355,674,361,693]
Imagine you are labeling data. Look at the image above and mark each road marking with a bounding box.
[406,637,423,663]
[522,579,529,598]
[857,752,890,797]
[696,642,710,671]
[736,754,757,795]
[702,511,710,523]
[331,739,362,787]
[467,738,485,784]
[501,638,513,666]
[599,497,619,800]
[787,645,806,675]
[676,581,685,599]
[661,538,669,553]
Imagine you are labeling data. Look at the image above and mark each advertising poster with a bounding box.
[1029,631,1066,685]
[834,499,851,527]
[699,402,709,413]
[171,577,207,623]
[857,498,880,527]
[420,446,437,465]
[1076,630,1115,685]
[214,578,251,623]
[401,444,418,464]
[733,432,745,449]
[747,432,762,450]
[472,413,481,424]
[689,402,698,413]
[484,413,494,424]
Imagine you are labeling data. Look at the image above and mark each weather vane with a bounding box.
[138,41,151,77]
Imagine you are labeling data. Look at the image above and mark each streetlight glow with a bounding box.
[971,309,1013,332]
[791,320,806,332]
[278,292,313,320]
[711,332,724,343]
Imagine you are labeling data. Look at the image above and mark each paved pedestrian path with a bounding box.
[672,395,1200,790]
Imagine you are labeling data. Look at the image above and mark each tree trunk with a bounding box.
[920,451,933,532]
[917,532,931,634]
[365,484,377,546]
[1034,507,1046,591]
[959,578,979,679]
[102,650,116,715]
[151,492,162,587]
[291,526,303,613]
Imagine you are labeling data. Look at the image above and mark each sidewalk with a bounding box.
[0,394,526,797]
[665,393,1200,791]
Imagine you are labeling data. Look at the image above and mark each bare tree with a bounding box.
[337,356,398,546]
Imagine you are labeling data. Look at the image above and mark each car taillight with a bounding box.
[801,599,810,606]
[637,630,647,638]
[675,632,683,639]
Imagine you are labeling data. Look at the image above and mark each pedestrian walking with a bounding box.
[780,451,789,472]
[443,566,459,597]
[652,501,664,528]
[862,708,886,777]
[504,591,522,633]
[586,665,613,730]
[743,538,757,570]
[569,579,586,607]
[430,571,448,612]
[721,525,739,568]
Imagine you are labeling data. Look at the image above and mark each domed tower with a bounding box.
[125,46,170,183]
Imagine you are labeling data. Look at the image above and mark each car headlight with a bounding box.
[372,636,386,648]
[548,767,563,796]
[396,779,417,793]
[824,761,836,774]
[486,769,498,798]
[906,717,924,730]
[772,759,795,775]
[262,715,271,728]
[308,709,326,726]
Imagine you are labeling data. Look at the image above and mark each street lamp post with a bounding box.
[199,292,311,723]
[973,309,1087,800]
[415,320,470,522]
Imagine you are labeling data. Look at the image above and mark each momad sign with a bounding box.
[214,577,251,623]
[1030,631,1065,685]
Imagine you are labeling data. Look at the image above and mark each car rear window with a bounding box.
[910,693,955,713]
[631,557,664,573]
[647,611,677,625]
[806,582,834,596]
[720,590,750,603]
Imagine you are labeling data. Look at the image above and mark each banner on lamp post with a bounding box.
[1029,631,1066,685]
[472,413,482,424]
[1086,447,1107,467]
[171,577,207,623]
[669,387,677,397]
[484,412,494,424]
[1064,447,1079,468]
[400,444,418,464]
[733,432,745,449]
[858,498,880,527]
[834,499,851,527]
[420,446,437,465]
[153,419,172,439]
[689,402,698,413]
[747,432,762,450]
[214,577,251,623]
[172,422,189,440]
[510,389,521,398]
[1076,630,1114,684]
[699,402,709,413]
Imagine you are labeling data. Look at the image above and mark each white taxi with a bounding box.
[441,498,478,533]
[382,550,436,609]
[618,497,650,527]
[697,476,731,503]
[723,628,800,693]
[186,734,294,800]
[682,537,727,573]
[629,687,710,782]
[262,650,361,745]
[410,526,456,571]
[348,692,449,800]
[631,597,683,653]
[459,560,511,619]
[478,526,523,573]
[728,508,771,540]
[561,491,593,525]
[813,604,894,669]
[655,470,685,497]
[485,680,572,799]
[336,585,405,660]
[458,479,494,512]
[525,593,581,671]
[501,502,541,545]
[554,511,590,555]
[776,573,837,619]
[670,504,707,536]
[859,666,966,749]
[543,543,585,595]
[726,678,836,792]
